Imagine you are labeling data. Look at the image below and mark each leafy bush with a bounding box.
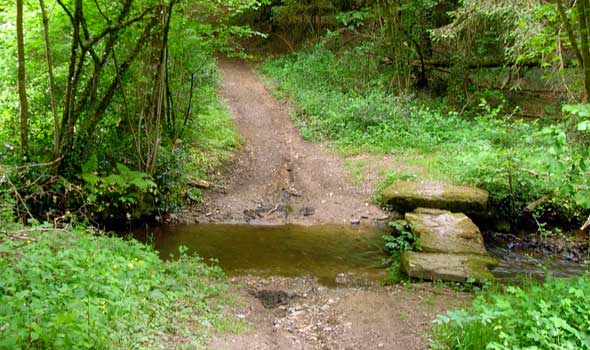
[0,228,235,350]
[432,275,590,350]
[80,156,157,222]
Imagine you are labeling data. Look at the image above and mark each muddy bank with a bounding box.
[209,276,470,350]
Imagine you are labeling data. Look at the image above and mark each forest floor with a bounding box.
[194,60,469,350]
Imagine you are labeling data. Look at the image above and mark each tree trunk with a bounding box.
[39,0,60,159]
[578,0,590,102]
[16,0,29,158]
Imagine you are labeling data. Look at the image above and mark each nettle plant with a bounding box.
[80,155,157,221]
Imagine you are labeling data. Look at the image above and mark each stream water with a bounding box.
[133,224,388,286]
[488,246,589,283]
[132,224,588,286]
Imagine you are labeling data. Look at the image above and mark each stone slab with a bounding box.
[382,181,489,214]
[405,208,487,255]
[401,251,497,283]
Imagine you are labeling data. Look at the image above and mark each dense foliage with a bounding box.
[0,228,238,350]
[432,275,590,350]
[0,0,256,223]
[261,40,590,225]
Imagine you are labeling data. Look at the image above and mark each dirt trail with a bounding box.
[195,60,469,350]
[190,60,386,225]
[207,276,469,350]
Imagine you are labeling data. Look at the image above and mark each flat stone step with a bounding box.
[381,181,488,214]
[401,251,497,283]
[405,208,487,255]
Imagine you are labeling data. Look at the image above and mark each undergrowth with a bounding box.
[431,275,590,350]
[383,220,419,284]
[260,38,590,225]
[156,99,240,212]
[0,228,241,350]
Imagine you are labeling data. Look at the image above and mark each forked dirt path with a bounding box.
[190,60,386,225]
[197,60,469,350]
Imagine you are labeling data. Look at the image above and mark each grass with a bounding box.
[189,99,241,179]
[343,159,368,186]
[259,39,590,224]
[0,227,241,350]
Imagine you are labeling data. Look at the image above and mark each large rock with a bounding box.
[405,208,487,255]
[381,181,488,214]
[401,251,497,283]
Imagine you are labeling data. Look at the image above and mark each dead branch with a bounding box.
[524,194,551,213]
[8,157,63,171]
[267,204,280,216]
[0,167,34,221]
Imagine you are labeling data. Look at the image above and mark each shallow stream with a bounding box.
[132,224,588,286]
[133,224,388,286]
[488,246,589,282]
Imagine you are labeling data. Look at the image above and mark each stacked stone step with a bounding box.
[382,181,497,283]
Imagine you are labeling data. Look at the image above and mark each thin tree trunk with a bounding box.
[39,0,60,159]
[557,0,583,65]
[146,1,174,174]
[578,0,590,101]
[17,0,29,158]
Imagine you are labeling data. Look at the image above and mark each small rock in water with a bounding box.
[350,219,361,225]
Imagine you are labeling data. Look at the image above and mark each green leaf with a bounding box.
[81,154,98,174]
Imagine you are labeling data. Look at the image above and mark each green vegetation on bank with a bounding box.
[432,275,590,350]
[383,220,420,284]
[260,39,590,225]
[0,227,240,350]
